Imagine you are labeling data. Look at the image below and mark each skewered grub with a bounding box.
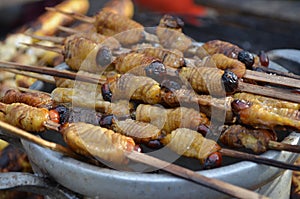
[161,128,221,167]
[0,102,58,132]
[198,53,246,78]
[156,15,193,52]
[115,52,159,74]
[234,92,300,110]
[197,40,243,60]
[220,125,277,154]
[0,89,52,108]
[108,74,161,104]
[61,122,136,165]
[112,119,162,144]
[232,99,300,131]
[135,47,185,69]
[178,66,238,96]
[136,104,210,134]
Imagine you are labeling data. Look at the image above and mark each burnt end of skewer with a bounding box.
[101,83,113,102]
[203,152,222,169]
[96,46,113,68]
[237,51,254,69]
[221,70,239,94]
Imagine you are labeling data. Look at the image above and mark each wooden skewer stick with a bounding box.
[26,33,65,44]
[244,69,300,89]
[220,148,300,171]
[238,81,300,104]
[22,42,63,54]
[0,61,106,85]
[17,87,51,96]
[0,120,267,199]
[46,7,159,44]
[268,141,300,154]
[252,66,300,80]
[0,120,102,166]
[26,34,133,56]
[127,151,269,199]
[0,120,78,159]
[58,25,84,34]
[5,68,56,85]
[45,7,95,23]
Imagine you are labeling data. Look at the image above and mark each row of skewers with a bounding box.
[0,1,300,198]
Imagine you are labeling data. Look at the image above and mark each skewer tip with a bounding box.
[58,26,81,34]
[22,42,63,54]
[45,7,95,24]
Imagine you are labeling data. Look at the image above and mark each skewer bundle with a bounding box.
[0,1,300,198]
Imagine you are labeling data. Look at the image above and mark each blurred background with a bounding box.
[0,0,299,54]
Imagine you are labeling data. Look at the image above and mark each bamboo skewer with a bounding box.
[0,120,268,199]
[23,43,63,54]
[220,148,300,171]
[252,66,300,80]
[238,81,300,103]
[27,34,65,44]
[244,69,300,89]
[5,68,56,84]
[46,7,95,23]
[127,151,269,199]
[0,120,78,159]
[0,61,106,85]
[268,141,300,153]
[17,87,52,95]
[58,25,81,34]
